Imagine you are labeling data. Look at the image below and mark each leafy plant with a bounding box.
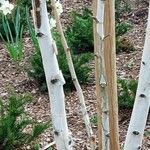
[66,7,134,54]
[115,0,131,22]
[66,8,93,54]
[115,0,134,53]
[0,92,50,150]
[0,7,24,62]
[116,22,132,37]
[16,0,32,8]
[15,0,32,26]
[26,9,93,91]
[90,115,97,126]
[118,79,138,108]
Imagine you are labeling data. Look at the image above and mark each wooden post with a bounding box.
[93,0,110,149]
[104,0,120,150]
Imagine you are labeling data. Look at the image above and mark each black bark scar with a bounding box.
[35,0,41,28]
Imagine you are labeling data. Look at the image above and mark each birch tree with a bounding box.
[124,3,150,150]
[32,0,72,149]
[93,0,110,150]
[50,0,95,149]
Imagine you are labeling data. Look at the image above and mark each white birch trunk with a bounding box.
[32,0,72,149]
[124,3,150,150]
[50,0,95,149]
[94,0,110,149]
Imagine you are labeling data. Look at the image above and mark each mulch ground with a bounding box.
[0,0,150,149]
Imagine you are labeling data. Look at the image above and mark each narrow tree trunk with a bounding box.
[32,1,72,149]
[124,3,150,150]
[93,0,103,149]
[104,0,120,150]
[50,1,95,149]
[93,0,110,150]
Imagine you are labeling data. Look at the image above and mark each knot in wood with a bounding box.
[51,78,59,84]
[36,32,44,37]
[106,133,110,137]
[139,94,146,98]
[132,131,140,135]
[54,130,59,136]
[68,140,72,145]
[142,61,146,65]
[137,146,142,150]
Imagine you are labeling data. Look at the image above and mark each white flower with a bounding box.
[0,1,14,15]
[50,17,56,29]
[0,0,5,4]
[55,0,63,16]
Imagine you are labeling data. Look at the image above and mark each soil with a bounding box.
[0,0,150,149]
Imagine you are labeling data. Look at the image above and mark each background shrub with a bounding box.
[115,0,131,22]
[118,79,138,108]
[65,6,134,54]
[66,8,93,54]
[28,44,93,91]
[26,9,93,91]
[0,92,50,150]
[90,78,138,126]
[115,1,135,53]
[116,22,132,37]
[27,5,135,92]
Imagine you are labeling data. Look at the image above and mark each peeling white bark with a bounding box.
[124,3,150,150]
[32,0,72,149]
[94,0,110,150]
[50,0,95,149]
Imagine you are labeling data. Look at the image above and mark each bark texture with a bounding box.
[104,0,120,150]
[51,0,95,149]
[93,0,110,150]
[124,3,150,150]
[32,0,72,149]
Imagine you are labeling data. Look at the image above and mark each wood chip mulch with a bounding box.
[0,0,150,149]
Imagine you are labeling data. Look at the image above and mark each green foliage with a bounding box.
[58,51,93,90]
[26,9,93,91]
[66,8,93,54]
[116,22,135,53]
[28,50,47,91]
[15,0,32,26]
[16,0,32,8]
[115,1,135,53]
[0,15,15,40]
[90,79,138,127]
[0,92,50,150]
[0,7,24,62]
[115,0,131,22]
[26,7,40,52]
[116,22,132,37]
[115,0,135,53]
[118,79,138,108]
[28,34,93,91]
[144,130,150,137]
[90,115,97,126]
[32,143,40,150]
[66,7,133,54]
[0,1,31,41]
